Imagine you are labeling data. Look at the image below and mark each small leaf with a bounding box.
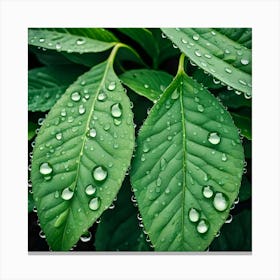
[210,209,251,251]
[120,69,173,102]
[231,112,251,140]
[28,29,116,54]
[131,55,244,251]
[95,177,152,251]
[28,65,86,112]
[161,28,252,96]
[31,52,135,251]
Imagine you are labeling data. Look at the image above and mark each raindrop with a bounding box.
[181,38,188,44]
[61,187,74,200]
[144,84,149,89]
[192,34,200,41]
[61,108,67,117]
[204,53,212,59]
[225,214,233,224]
[39,162,53,176]
[71,91,81,102]
[161,33,167,39]
[188,208,200,222]
[143,143,150,153]
[197,219,209,234]
[85,184,96,196]
[239,79,247,86]
[114,119,122,126]
[108,81,116,91]
[55,132,62,141]
[213,192,229,212]
[92,166,108,182]
[55,42,62,50]
[213,78,220,84]
[221,153,227,161]
[39,230,46,238]
[156,177,162,187]
[241,58,249,65]
[208,132,221,145]
[103,123,110,131]
[172,43,178,49]
[89,197,101,211]
[211,30,216,35]
[244,92,252,99]
[80,231,92,242]
[225,67,232,74]
[202,185,214,198]
[111,103,122,118]
[88,128,97,138]
[197,104,204,112]
[38,118,44,126]
[160,158,167,171]
[39,38,45,43]
[194,49,202,57]
[97,91,107,101]
[76,38,85,45]
[78,104,86,115]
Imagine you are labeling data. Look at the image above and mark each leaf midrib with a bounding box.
[60,60,112,248]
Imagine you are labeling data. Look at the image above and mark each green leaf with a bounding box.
[239,176,251,202]
[231,112,251,140]
[31,48,135,251]
[118,28,159,64]
[218,90,251,109]
[210,209,251,251]
[161,28,252,96]
[120,69,173,102]
[28,192,35,213]
[95,177,152,251]
[28,121,38,140]
[28,29,116,54]
[131,55,244,251]
[28,65,86,112]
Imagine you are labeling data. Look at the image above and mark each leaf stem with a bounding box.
[177,53,186,75]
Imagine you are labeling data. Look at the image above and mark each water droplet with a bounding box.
[211,30,216,35]
[202,185,214,198]
[197,219,209,234]
[204,53,212,59]
[39,230,46,238]
[71,91,81,102]
[79,104,86,115]
[194,49,202,57]
[238,79,247,86]
[188,208,200,223]
[161,32,167,39]
[241,58,249,65]
[85,184,96,196]
[103,123,110,131]
[89,197,101,211]
[39,38,45,43]
[92,166,108,182]
[171,90,179,100]
[156,177,162,187]
[143,143,150,153]
[55,42,62,50]
[192,34,200,41]
[61,187,74,200]
[54,191,59,198]
[60,108,67,117]
[97,91,107,101]
[114,118,122,126]
[221,153,227,161]
[54,132,62,141]
[244,92,252,99]
[108,81,116,91]
[181,38,188,44]
[76,38,85,45]
[144,84,149,89]
[88,128,96,138]
[111,103,122,118]
[197,104,204,112]
[160,158,167,171]
[225,214,233,224]
[208,132,221,145]
[213,192,229,212]
[80,231,92,242]
[213,78,220,84]
[225,67,232,74]
[38,118,45,126]
[172,43,178,49]
[39,162,53,176]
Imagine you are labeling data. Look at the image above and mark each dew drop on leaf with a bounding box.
[80,231,92,242]
[76,38,86,45]
[213,192,229,211]
[194,49,202,57]
[71,91,81,102]
[61,187,74,200]
[55,132,62,141]
[111,103,122,118]
[208,132,221,145]
[221,153,227,161]
[171,90,179,100]
[181,38,188,44]
[197,219,209,234]
[188,208,200,223]
[88,128,97,138]
[241,58,249,65]
[55,43,62,50]
[144,84,149,89]
[224,67,232,74]
[160,158,167,171]
[197,104,204,112]
[97,91,107,101]
[107,81,116,91]
[39,162,53,176]
[85,184,96,196]
[89,197,101,211]
[192,34,200,41]
[78,104,86,115]
[202,185,214,198]
[92,166,108,182]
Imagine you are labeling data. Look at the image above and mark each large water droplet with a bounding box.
[208,132,221,145]
[76,38,85,45]
[213,192,229,211]
[192,34,200,41]
[79,104,86,115]
[111,103,122,118]
[202,185,214,198]
[88,128,96,138]
[188,208,200,222]
[89,197,101,211]
[39,162,53,176]
[221,153,227,161]
[97,91,107,101]
[55,132,62,141]
[194,49,202,57]
[85,184,96,196]
[197,219,209,234]
[241,58,249,65]
[108,81,116,91]
[92,166,108,182]
[61,187,74,200]
[71,91,81,102]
